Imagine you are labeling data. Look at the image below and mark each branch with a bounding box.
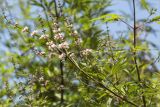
[53,0,59,17]
[119,18,133,29]
[66,54,138,107]
[132,0,146,106]
[40,0,54,36]
[60,60,64,105]
[53,0,64,105]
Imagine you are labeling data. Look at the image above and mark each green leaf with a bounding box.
[150,16,160,22]
[111,60,126,74]
[140,0,149,11]
[91,14,122,23]
[150,16,160,24]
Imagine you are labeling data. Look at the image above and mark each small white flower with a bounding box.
[59,53,65,60]
[46,41,53,46]
[54,33,64,41]
[48,46,53,51]
[46,41,57,50]
[70,53,75,57]
[53,22,58,26]
[76,38,82,45]
[39,34,49,40]
[22,26,29,32]
[15,22,18,26]
[36,51,45,56]
[39,77,44,81]
[51,44,56,49]
[14,22,18,28]
[58,42,69,49]
[53,29,58,33]
[57,28,61,32]
[67,24,73,28]
[72,30,78,36]
[40,51,45,55]
[82,49,92,56]
[31,30,38,36]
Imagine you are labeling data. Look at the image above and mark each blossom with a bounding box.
[40,51,45,55]
[46,41,53,46]
[39,34,49,40]
[48,44,57,51]
[58,42,69,49]
[67,24,73,28]
[76,38,82,45]
[36,51,45,56]
[53,22,58,26]
[69,53,75,57]
[59,53,65,60]
[31,30,38,36]
[14,22,19,28]
[22,26,29,32]
[53,29,58,33]
[54,33,64,41]
[46,41,57,51]
[15,22,18,26]
[81,49,92,56]
[51,44,56,49]
[72,30,78,36]
[39,76,44,81]
[53,28,61,33]
[48,46,53,51]
[57,28,61,32]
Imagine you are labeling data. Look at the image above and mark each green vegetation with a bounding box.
[0,0,160,106]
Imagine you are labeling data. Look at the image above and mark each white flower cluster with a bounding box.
[39,34,49,40]
[58,42,69,49]
[81,49,92,56]
[28,20,71,60]
[53,27,61,34]
[46,41,57,51]
[54,33,64,41]
[53,22,64,41]
[22,26,39,36]
[46,40,69,60]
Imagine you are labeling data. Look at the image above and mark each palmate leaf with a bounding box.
[91,14,122,23]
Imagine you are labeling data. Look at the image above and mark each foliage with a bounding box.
[0,0,160,107]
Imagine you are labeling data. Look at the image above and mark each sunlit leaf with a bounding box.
[140,0,149,11]
[91,14,122,23]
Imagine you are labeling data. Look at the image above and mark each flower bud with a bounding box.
[31,30,38,36]
[22,26,29,32]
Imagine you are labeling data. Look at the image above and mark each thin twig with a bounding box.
[60,60,64,105]
[40,0,54,36]
[54,0,59,17]
[119,18,133,29]
[132,0,146,107]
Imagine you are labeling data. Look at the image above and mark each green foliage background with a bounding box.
[0,0,160,106]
